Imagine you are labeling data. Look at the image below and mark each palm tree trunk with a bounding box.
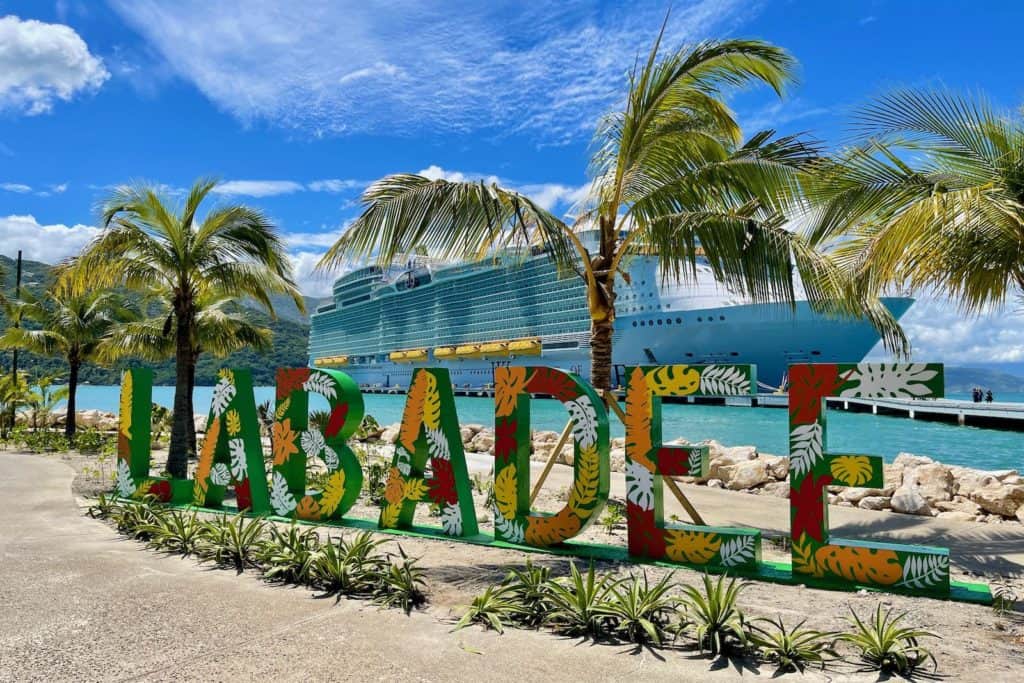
[167,309,193,479]
[588,269,617,391]
[65,358,79,440]
[186,350,199,458]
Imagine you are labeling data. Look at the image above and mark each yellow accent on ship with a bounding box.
[390,348,427,363]
[314,355,349,367]
[434,346,456,359]
[478,341,509,357]
[454,344,482,358]
[507,338,542,355]
[389,351,407,362]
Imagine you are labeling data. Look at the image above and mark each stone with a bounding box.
[610,437,625,450]
[890,487,933,516]
[194,414,208,434]
[706,479,725,489]
[1002,475,1024,486]
[459,427,475,446]
[970,484,1024,518]
[936,511,978,523]
[933,497,981,515]
[1016,507,1024,524]
[462,423,485,436]
[904,463,954,503]
[883,464,904,490]
[759,454,790,480]
[609,448,625,473]
[893,453,935,468]
[708,446,757,481]
[759,481,790,498]
[533,430,559,444]
[839,487,887,504]
[379,425,400,445]
[468,432,494,454]
[724,459,772,490]
[859,496,891,511]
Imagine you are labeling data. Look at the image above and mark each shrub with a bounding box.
[502,559,556,628]
[838,605,938,675]
[147,510,204,556]
[545,561,621,638]
[598,502,626,535]
[355,414,381,440]
[111,498,165,540]
[453,584,520,634]
[748,616,837,673]
[364,462,388,505]
[310,531,387,598]
[257,521,322,585]
[598,571,677,645]
[677,573,749,656]
[373,546,428,614]
[73,428,113,454]
[196,513,268,571]
[86,492,121,519]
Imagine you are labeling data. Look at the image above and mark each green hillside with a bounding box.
[0,255,310,386]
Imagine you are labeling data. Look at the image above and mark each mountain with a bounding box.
[944,366,1024,394]
[0,255,310,386]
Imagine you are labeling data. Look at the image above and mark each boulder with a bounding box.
[708,446,757,481]
[759,481,790,498]
[839,487,888,504]
[462,423,485,436]
[890,487,933,516]
[970,484,1024,518]
[893,453,935,469]
[609,447,625,473]
[859,496,891,511]
[933,497,981,516]
[379,425,400,445]
[533,430,560,444]
[953,468,1000,498]
[936,511,978,523]
[468,432,495,454]
[77,409,103,428]
[759,454,790,480]
[883,463,904,490]
[724,459,772,490]
[96,414,119,431]
[459,427,476,446]
[610,437,625,450]
[904,462,954,503]
[706,479,725,489]
[1017,507,1024,524]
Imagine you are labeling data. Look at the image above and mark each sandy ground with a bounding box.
[2,448,1023,681]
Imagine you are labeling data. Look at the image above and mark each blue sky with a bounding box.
[1,0,1023,366]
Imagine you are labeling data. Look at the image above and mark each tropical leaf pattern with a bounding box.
[645,365,700,395]
[897,554,949,590]
[225,409,241,436]
[192,416,220,504]
[790,422,822,478]
[792,533,820,577]
[566,396,598,448]
[210,463,231,486]
[395,445,412,476]
[119,371,133,440]
[567,444,601,519]
[228,438,247,480]
[295,495,321,520]
[624,367,654,471]
[625,459,655,511]
[494,465,518,521]
[494,366,528,418]
[300,429,326,458]
[303,371,337,400]
[210,376,236,416]
[115,459,135,497]
[272,418,299,465]
[440,503,463,536]
[269,472,297,516]
[322,445,339,471]
[319,470,346,516]
[402,477,428,503]
[699,365,750,395]
[425,426,450,460]
[492,504,524,544]
[718,536,756,567]
[814,545,902,585]
[840,363,939,399]
[380,503,401,528]
[665,530,722,564]
[830,455,872,486]
[525,509,581,546]
[687,447,705,477]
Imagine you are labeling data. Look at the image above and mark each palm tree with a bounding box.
[803,89,1024,314]
[317,28,905,390]
[102,291,273,456]
[70,178,303,478]
[0,285,134,437]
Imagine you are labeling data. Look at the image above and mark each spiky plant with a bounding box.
[373,545,428,614]
[112,498,164,540]
[257,521,322,585]
[502,559,556,628]
[677,573,749,656]
[309,531,387,598]
[196,512,268,571]
[453,584,521,634]
[597,571,678,645]
[545,561,621,638]
[86,492,121,520]
[147,510,204,556]
[748,616,837,673]
[838,605,938,675]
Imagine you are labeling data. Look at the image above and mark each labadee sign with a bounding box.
[115,362,957,599]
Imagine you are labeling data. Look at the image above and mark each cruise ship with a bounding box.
[307,240,912,391]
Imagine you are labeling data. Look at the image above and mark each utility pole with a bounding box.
[7,250,21,436]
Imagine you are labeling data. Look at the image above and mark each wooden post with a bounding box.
[600,389,705,526]
[528,420,574,506]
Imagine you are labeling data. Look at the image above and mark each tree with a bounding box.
[0,371,31,437]
[317,26,905,390]
[0,286,133,437]
[70,178,303,478]
[102,292,273,456]
[803,89,1024,315]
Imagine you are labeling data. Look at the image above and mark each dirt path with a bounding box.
[2,451,1022,681]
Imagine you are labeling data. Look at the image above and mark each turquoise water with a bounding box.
[68,385,1023,471]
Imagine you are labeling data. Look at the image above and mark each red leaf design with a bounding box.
[276,367,311,400]
[789,364,844,425]
[495,418,517,464]
[325,402,349,438]
[627,503,666,559]
[526,367,580,402]
[790,473,833,543]
[427,458,458,506]
[148,480,171,503]
[235,479,252,511]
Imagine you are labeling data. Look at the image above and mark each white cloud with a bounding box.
[51,183,68,194]
[0,214,100,263]
[108,0,754,141]
[307,178,365,193]
[1,183,32,193]
[417,165,587,213]
[0,15,109,115]
[869,295,1024,365]
[212,180,305,197]
[283,230,343,250]
[289,250,333,297]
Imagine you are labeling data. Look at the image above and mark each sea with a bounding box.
[65,385,1024,472]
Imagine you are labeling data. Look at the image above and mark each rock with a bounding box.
[708,446,757,481]
[893,453,935,469]
[468,432,494,454]
[859,496,891,511]
[194,414,208,434]
[1002,475,1024,486]
[760,454,789,480]
[992,470,1019,481]
[759,481,790,498]
[609,448,625,473]
[970,484,1024,518]
[610,437,625,450]
[904,463,954,503]
[706,479,725,489]
[934,497,981,515]
[724,459,772,490]
[839,487,888,504]
[533,430,559,444]
[883,463,904,490]
[1016,507,1024,524]
[952,468,1000,498]
[937,511,977,523]
[462,423,485,436]
[380,424,400,445]
[890,487,933,516]
[459,427,476,445]
[96,414,119,431]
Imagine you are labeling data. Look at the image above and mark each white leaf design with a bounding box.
[566,395,598,449]
[269,471,297,516]
[303,372,337,400]
[425,426,450,461]
[322,445,339,470]
[492,503,524,544]
[718,536,756,567]
[301,428,326,457]
[790,422,822,478]
[228,438,247,480]
[210,462,231,486]
[115,459,135,497]
[210,377,236,416]
[840,363,938,399]
[897,554,949,589]
[440,503,463,536]
[700,365,750,395]
[395,445,412,476]
[687,448,704,477]
[625,459,655,511]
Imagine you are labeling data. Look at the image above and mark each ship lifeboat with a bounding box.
[454,344,482,358]
[434,346,456,359]
[404,349,428,362]
[479,341,509,357]
[388,351,408,362]
[507,338,542,355]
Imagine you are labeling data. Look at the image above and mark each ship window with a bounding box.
[730,352,739,357]
[719,315,725,321]
[656,319,662,325]
[676,317,682,324]
[665,318,672,325]
[639,321,645,327]
[686,352,694,357]
[697,317,702,322]
[811,350,822,356]
[632,321,637,327]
